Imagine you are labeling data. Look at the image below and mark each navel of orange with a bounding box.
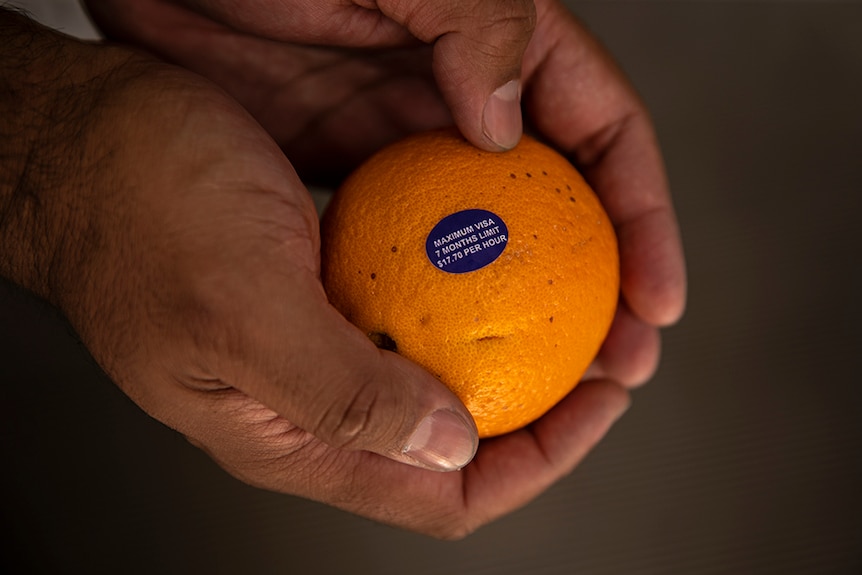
[321,128,619,438]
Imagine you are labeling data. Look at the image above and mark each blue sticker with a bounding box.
[426,209,509,273]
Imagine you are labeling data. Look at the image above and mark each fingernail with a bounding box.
[482,79,523,150]
[402,409,478,472]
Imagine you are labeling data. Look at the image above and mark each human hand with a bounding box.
[85,0,536,167]
[1,10,631,538]
[84,0,687,388]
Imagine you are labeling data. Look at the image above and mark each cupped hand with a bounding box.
[0,12,636,537]
[85,0,687,386]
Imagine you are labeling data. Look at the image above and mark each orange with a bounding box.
[321,128,619,438]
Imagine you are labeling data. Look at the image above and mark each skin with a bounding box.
[1,0,686,538]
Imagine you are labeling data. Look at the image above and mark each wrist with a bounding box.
[0,9,131,304]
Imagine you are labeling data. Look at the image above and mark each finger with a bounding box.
[523,0,687,326]
[174,378,629,539]
[583,303,661,388]
[207,270,479,473]
[584,113,687,327]
[337,379,629,538]
[376,0,536,151]
[462,379,630,527]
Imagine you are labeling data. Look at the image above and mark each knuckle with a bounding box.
[462,0,536,70]
[395,0,536,46]
[313,378,383,449]
[483,0,537,37]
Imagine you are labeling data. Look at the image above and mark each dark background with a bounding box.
[2,1,861,573]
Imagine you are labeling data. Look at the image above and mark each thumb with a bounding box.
[233,290,479,472]
[376,0,536,151]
